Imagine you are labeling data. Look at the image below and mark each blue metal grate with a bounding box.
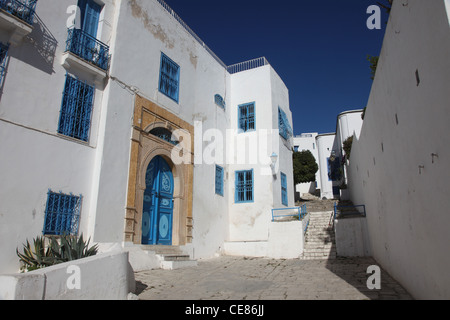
[43,190,82,236]
[58,74,95,142]
[235,170,253,203]
[65,27,110,71]
[278,107,293,140]
[281,172,288,206]
[159,53,180,102]
[215,165,224,196]
[0,42,9,88]
[0,0,37,25]
[238,102,255,133]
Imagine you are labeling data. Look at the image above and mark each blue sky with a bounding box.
[162,0,389,135]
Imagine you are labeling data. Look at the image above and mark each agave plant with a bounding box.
[17,234,99,272]
[16,236,56,272]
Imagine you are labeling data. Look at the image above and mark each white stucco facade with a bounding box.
[346,0,450,299]
[0,0,296,273]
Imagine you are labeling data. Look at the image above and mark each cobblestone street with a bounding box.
[135,256,412,300]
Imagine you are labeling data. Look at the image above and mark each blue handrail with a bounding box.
[272,205,308,222]
[334,202,366,219]
[0,0,37,25]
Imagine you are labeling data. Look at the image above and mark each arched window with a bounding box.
[149,127,178,146]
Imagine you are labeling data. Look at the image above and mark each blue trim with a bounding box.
[159,52,180,103]
[278,107,293,140]
[215,165,224,196]
[58,73,95,142]
[43,190,82,236]
[0,0,37,25]
[235,169,254,203]
[281,172,288,206]
[238,102,256,133]
[214,94,226,109]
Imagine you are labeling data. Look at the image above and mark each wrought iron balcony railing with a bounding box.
[0,0,37,25]
[65,27,110,71]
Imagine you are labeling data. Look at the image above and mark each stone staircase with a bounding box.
[302,211,337,260]
[141,245,197,270]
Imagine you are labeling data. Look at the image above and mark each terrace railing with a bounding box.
[272,205,308,222]
[0,0,37,25]
[65,27,110,71]
[334,202,366,219]
[227,57,270,74]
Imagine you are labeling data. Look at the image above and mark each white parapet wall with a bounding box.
[0,251,134,300]
[334,217,371,257]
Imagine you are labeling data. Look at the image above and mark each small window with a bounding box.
[159,53,180,102]
[58,74,95,142]
[238,102,255,133]
[215,165,224,196]
[278,107,293,140]
[235,169,254,203]
[281,172,288,206]
[43,190,82,236]
[0,42,9,87]
[215,94,226,109]
[149,127,178,145]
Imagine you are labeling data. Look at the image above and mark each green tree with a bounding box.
[293,150,318,185]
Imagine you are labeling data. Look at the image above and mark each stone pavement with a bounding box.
[135,255,412,300]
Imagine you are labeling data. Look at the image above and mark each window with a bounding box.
[278,107,293,140]
[159,53,180,102]
[58,74,95,142]
[281,172,288,206]
[0,42,9,87]
[214,94,226,109]
[238,102,255,133]
[149,127,178,145]
[43,190,82,236]
[235,169,254,203]
[215,165,224,196]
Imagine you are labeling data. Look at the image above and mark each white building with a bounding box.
[293,133,319,198]
[346,0,450,299]
[0,0,295,273]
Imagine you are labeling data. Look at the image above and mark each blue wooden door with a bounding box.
[142,156,174,245]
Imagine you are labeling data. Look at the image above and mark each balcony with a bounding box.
[0,0,37,46]
[62,27,110,85]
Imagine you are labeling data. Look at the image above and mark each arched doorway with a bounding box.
[141,155,174,245]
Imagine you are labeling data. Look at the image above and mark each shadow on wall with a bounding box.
[10,13,58,75]
[324,257,413,300]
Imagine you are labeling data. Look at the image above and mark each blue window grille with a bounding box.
[159,53,180,102]
[281,172,288,206]
[278,107,293,140]
[0,0,38,25]
[58,74,95,142]
[149,127,179,146]
[43,190,82,236]
[238,102,255,133]
[235,169,254,203]
[215,94,226,109]
[0,42,9,88]
[215,165,224,196]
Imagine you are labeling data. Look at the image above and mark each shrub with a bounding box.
[17,234,98,272]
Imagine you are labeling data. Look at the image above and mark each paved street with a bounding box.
[135,256,412,300]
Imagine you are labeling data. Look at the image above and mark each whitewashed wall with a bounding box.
[315,133,336,199]
[0,0,115,273]
[347,0,450,299]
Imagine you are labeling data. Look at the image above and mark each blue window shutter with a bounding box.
[215,165,224,196]
[159,53,180,102]
[235,169,254,203]
[281,172,288,206]
[238,103,255,133]
[79,0,101,38]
